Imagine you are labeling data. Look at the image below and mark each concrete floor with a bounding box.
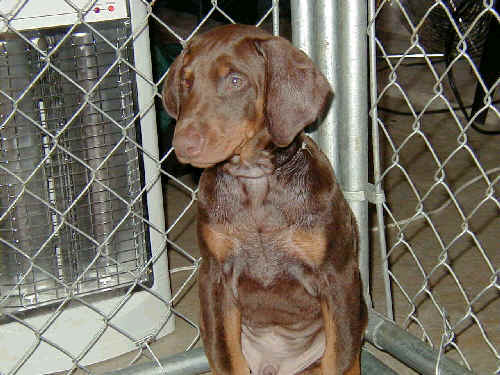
[56,4,499,375]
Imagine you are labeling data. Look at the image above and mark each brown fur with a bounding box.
[163,24,367,375]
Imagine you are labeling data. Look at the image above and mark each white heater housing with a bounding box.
[0,1,174,374]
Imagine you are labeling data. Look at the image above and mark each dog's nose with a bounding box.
[173,127,204,159]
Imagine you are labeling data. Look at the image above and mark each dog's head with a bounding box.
[163,24,331,168]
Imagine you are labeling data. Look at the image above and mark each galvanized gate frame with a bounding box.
[293,1,477,375]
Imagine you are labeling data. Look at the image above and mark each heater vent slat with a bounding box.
[0,21,150,312]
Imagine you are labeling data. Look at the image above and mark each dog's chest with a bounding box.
[229,174,288,232]
[210,172,312,284]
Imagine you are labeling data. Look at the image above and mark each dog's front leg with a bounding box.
[198,259,249,375]
[320,298,338,375]
[320,279,365,375]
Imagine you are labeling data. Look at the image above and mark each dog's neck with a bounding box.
[223,129,300,178]
[223,132,301,212]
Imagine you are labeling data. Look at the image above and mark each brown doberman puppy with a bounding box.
[163,24,367,375]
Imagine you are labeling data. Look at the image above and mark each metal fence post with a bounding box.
[313,0,339,174]
[292,2,368,299]
[290,0,314,57]
[367,0,393,320]
[291,0,339,172]
[326,0,371,304]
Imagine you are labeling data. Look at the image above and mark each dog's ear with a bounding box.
[162,51,185,120]
[255,37,332,147]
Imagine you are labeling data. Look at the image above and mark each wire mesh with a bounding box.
[0,20,149,312]
[0,0,283,374]
[369,0,499,373]
[2,0,497,374]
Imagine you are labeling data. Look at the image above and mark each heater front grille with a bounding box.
[0,20,150,312]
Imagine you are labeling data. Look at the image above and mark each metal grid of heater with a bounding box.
[0,20,150,312]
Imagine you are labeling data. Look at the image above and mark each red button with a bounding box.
[94,7,100,13]
[108,5,115,12]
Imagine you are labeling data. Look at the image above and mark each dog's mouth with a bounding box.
[188,160,217,169]
[173,134,247,169]
[175,154,217,169]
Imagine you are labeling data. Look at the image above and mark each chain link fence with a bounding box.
[369,0,499,374]
[0,0,498,374]
[0,1,283,374]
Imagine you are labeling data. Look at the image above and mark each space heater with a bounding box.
[0,1,173,374]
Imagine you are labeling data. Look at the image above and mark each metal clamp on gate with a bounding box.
[342,184,385,204]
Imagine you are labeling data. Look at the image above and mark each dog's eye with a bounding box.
[228,73,244,89]
[182,78,193,90]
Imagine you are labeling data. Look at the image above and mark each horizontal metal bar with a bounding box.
[100,301,473,375]
[361,349,398,375]
[101,347,209,375]
[102,344,398,375]
[366,311,475,375]
[381,53,445,58]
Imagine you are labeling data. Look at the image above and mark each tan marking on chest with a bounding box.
[290,229,328,267]
[200,223,237,262]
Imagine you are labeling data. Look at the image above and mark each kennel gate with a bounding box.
[0,0,498,374]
